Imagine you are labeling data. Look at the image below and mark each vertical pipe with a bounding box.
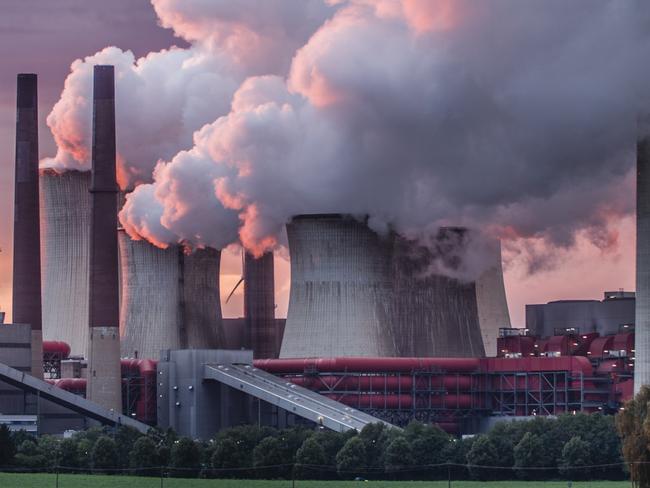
[86,65,122,411]
[636,118,650,393]
[244,252,277,358]
[13,73,43,378]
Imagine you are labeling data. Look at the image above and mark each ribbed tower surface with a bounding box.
[40,170,91,357]
[245,252,277,359]
[636,129,650,394]
[280,215,508,359]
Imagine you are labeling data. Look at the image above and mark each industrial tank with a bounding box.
[40,169,91,356]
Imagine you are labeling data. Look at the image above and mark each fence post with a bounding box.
[160,466,164,488]
[447,462,451,488]
[55,465,59,488]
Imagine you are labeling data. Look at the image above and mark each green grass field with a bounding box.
[0,473,632,488]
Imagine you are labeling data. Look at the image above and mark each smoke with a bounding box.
[47,0,650,273]
[41,0,333,188]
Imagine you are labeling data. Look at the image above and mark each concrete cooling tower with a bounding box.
[119,238,224,359]
[40,170,91,357]
[280,214,509,359]
[636,124,650,394]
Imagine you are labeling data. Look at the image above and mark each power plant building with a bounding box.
[280,215,508,358]
[636,125,650,393]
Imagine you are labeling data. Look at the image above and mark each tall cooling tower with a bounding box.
[181,248,224,349]
[40,170,91,357]
[280,215,396,357]
[280,214,508,358]
[636,124,650,393]
[390,231,485,357]
[119,232,182,358]
[244,252,277,359]
[475,242,511,357]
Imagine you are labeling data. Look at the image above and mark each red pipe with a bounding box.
[42,341,71,359]
[286,374,472,391]
[255,357,481,374]
[324,393,473,409]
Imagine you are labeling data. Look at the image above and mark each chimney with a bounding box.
[86,66,122,411]
[244,252,277,358]
[636,117,650,393]
[13,74,43,378]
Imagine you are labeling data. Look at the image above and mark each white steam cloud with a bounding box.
[45,0,650,271]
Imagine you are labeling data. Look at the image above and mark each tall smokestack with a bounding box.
[12,74,43,378]
[636,118,650,394]
[86,65,122,411]
[244,252,277,358]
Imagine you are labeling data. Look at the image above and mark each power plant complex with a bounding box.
[0,67,644,439]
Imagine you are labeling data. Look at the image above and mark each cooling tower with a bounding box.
[86,65,122,411]
[40,170,91,357]
[280,215,396,358]
[181,248,224,349]
[636,122,650,393]
[13,74,43,377]
[119,232,182,358]
[280,215,507,359]
[390,231,485,358]
[475,242,511,357]
[244,252,277,359]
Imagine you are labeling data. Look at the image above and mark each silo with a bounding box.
[244,252,277,358]
[181,248,224,349]
[636,122,650,393]
[280,215,395,358]
[119,232,182,359]
[40,169,91,357]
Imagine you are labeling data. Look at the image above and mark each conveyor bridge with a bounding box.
[203,363,395,432]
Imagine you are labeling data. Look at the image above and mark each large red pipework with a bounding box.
[287,374,472,391]
[324,393,473,410]
[255,357,481,374]
[42,341,71,359]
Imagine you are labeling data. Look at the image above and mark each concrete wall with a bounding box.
[40,170,91,357]
[157,349,252,439]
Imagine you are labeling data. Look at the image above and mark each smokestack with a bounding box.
[12,74,43,378]
[86,65,122,411]
[244,252,277,358]
[636,118,650,394]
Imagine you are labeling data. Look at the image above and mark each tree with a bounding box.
[115,426,142,468]
[37,436,60,469]
[404,422,450,479]
[617,385,650,487]
[336,436,367,478]
[359,423,390,469]
[129,436,159,476]
[58,438,79,468]
[559,436,591,480]
[442,436,475,480]
[91,435,118,472]
[170,437,200,477]
[14,439,46,469]
[0,425,16,466]
[294,435,328,479]
[253,436,286,479]
[76,438,93,469]
[467,435,500,481]
[384,435,413,478]
[513,432,548,480]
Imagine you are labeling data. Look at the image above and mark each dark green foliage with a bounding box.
[336,436,367,478]
[114,426,141,468]
[170,437,200,477]
[513,432,549,479]
[129,436,159,475]
[253,436,287,478]
[383,434,412,478]
[91,435,118,472]
[359,423,390,469]
[58,438,79,468]
[75,438,93,469]
[294,435,327,479]
[37,435,60,468]
[0,425,16,466]
[404,421,450,479]
[467,435,499,480]
[14,439,46,469]
[559,436,591,480]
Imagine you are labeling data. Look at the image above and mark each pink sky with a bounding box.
[0,1,637,327]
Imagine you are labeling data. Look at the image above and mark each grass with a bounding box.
[0,473,632,488]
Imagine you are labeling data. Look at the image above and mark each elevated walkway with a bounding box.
[204,363,395,432]
[0,362,149,433]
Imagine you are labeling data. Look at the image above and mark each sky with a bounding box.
[0,0,636,326]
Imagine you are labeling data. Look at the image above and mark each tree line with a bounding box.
[0,412,625,481]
